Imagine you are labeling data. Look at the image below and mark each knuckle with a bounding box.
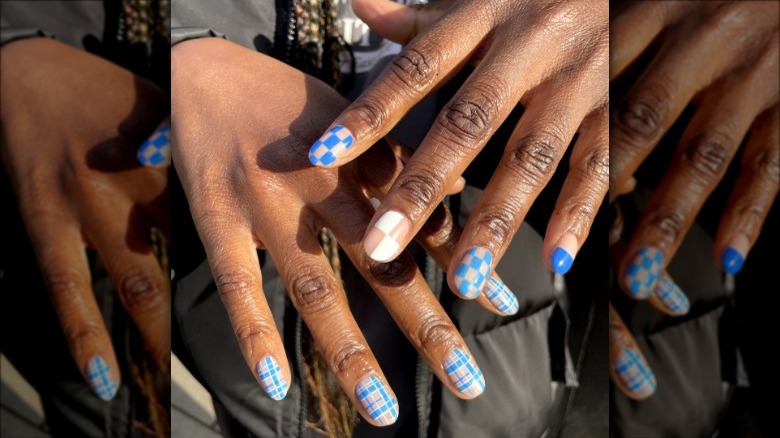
[330,339,370,374]
[62,322,103,347]
[42,267,85,298]
[349,97,390,135]
[578,146,610,182]
[474,206,518,245]
[366,252,417,288]
[414,314,456,352]
[118,268,164,312]
[644,209,687,246]
[419,205,456,248]
[508,131,565,184]
[615,84,673,141]
[214,267,256,307]
[233,320,274,355]
[747,146,780,184]
[680,133,733,181]
[564,199,598,226]
[396,170,444,209]
[437,82,504,143]
[388,46,440,92]
[288,268,337,315]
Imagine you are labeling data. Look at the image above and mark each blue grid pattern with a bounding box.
[485,277,519,315]
[656,276,689,315]
[454,247,493,299]
[444,349,485,397]
[308,126,354,166]
[137,124,171,166]
[257,355,289,400]
[615,347,656,397]
[355,375,398,425]
[86,356,117,401]
[625,247,663,298]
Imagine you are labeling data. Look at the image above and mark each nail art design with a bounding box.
[308,125,354,166]
[444,348,485,397]
[364,210,411,262]
[257,355,289,400]
[625,247,663,299]
[85,356,118,401]
[355,375,399,425]
[453,247,493,299]
[485,277,519,315]
[551,247,574,274]
[722,247,745,275]
[137,124,171,167]
[655,276,689,315]
[614,347,656,398]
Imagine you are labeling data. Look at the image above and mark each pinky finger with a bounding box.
[714,107,779,275]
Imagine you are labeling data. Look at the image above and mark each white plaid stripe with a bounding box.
[356,375,398,425]
[444,349,485,397]
[257,355,289,400]
[485,277,519,314]
[86,356,118,401]
[454,247,493,298]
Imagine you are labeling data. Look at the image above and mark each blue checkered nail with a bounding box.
[485,277,519,315]
[444,348,485,397]
[257,355,289,400]
[722,247,745,275]
[355,375,398,425]
[655,276,689,315]
[137,124,171,167]
[453,247,493,299]
[308,125,354,166]
[614,347,656,398]
[85,355,118,401]
[625,247,663,299]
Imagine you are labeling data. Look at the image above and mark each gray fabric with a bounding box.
[171,0,275,51]
[0,1,104,48]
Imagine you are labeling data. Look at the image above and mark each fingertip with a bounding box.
[85,355,119,401]
[485,276,519,315]
[138,123,171,167]
[624,247,663,299]
[443,348,485,399]
[355,374,399,426]
[257,355,290,400]
[452,247,492,299]
[551,248,574,274]
[309,125,355,167]
[364,210,410,262]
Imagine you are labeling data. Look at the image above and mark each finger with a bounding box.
[620,51,778,299]
[195,214,291,401]
[85,203,171,372]
[389,139,466,195]
[360,141,517,316]
[351,0,449,45]
[715,106,779,274]
[645,272,690,316]
[23,213,120,401]
[609,2,680,80]
[543,107,609,274]
[609,303,656,400]
[320,188,487,401]
[137,117,171,167]
[307,0,497,168]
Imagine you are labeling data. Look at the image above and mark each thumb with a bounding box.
[351,0,451,45]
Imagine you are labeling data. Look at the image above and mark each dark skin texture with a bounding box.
[171,38,520,426]
[609,1,779,399]
[0,38,170,391]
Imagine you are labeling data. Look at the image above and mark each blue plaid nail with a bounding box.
[655,276,689,315]
[444,348,485,397]
[625,247,663,298]
[85,356,118,401]
[355,375,398,425]
[453,247,493,299]
[257,355,289,400]
[308,125,354,166]
[137,124,171,167]
[614,347,656,397]
[485,277,519,315]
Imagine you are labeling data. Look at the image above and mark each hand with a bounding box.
[610,1,779,300]
[0,38,170,400]
[307,0,609,302]
[171,38,520,426]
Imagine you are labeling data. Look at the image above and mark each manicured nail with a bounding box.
[625,247,663,299]
[722,234,749,275]
[453,247,493,299]
[137,124,171,167]
[443,348,485,398]
[655,275,689,315]
[614,346,656,398]
[551,233,578,274]
[485,277,519,315]
[85,355,118,401]
[308,125,354,166]
[257,355,289,400]
[355,374,398,426]
[364,210,411,262]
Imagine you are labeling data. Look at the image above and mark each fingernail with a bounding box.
[614,346,656,398]
[722,234,749,275]
[308,125,354,166]
[453,247,493,299]
[355,374,398,426]
[625,247,663,299]
[485,277,519,315]
[257,355,289,400]
[85,355,118,401]
[443,348,485,398]
[551,233,578,274]
[655,275,689,315]
[137,124,171,167]
[364,210,411,262]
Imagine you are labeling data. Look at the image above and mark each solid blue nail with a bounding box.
[551,247,574,274]
[722,247,744,275]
